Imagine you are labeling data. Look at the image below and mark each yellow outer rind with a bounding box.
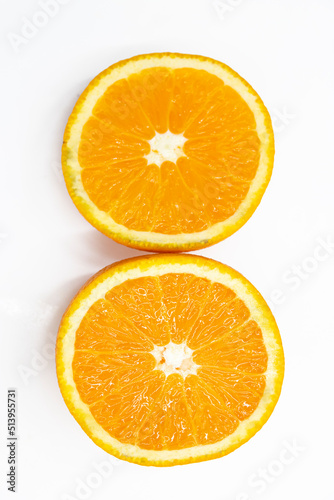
[56,254,284,466]
[62,52,275,252]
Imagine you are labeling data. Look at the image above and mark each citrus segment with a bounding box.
[184,375,239,445]
[105,277,170,346]
[128,68,174,134]
[159,273,211,344]
[193,320,268,373]
[137,373,197,451]
[92,78,154,139]
[89,371,165,445]
[198,367,266,421]
[72,351,156,405]
[75,299,153,352]
[79,119,150,169]
[169,68,223,134]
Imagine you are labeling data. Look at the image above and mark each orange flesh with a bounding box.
[79,68,260,234]
[73,274,268,450]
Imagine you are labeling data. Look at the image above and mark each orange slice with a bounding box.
[62,53,274,251]
[56,254,284,466]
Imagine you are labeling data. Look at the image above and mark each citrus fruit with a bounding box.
[56,254,284,466]
[62,53,274,252]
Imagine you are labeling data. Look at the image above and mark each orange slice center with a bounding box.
[152,342,198,377]
[145,131,187,167]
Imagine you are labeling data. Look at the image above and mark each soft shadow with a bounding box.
[44,274,92,342]
[72,228,150,271]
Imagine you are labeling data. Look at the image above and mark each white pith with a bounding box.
[152,342,198,377]
[144,131,187,167]
[57,258,284,464]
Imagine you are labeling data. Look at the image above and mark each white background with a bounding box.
[1,0,334,498]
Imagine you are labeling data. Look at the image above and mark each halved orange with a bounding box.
[56,254,284,466]
[62,53,274,251]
